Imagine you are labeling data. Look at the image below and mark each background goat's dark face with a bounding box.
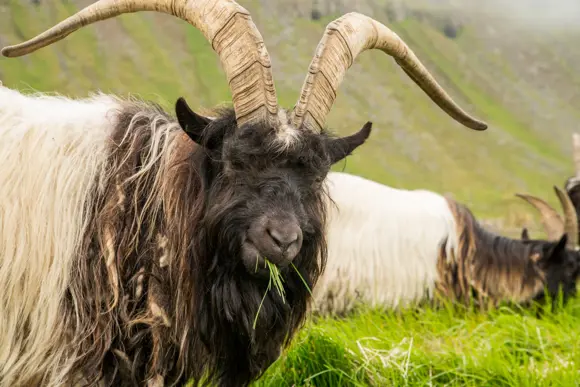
[530,235,580,303]
[565,176,580,220]
[176,98,371,276]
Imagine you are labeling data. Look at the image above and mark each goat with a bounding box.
[0,1,487,386]
[313,172,580,315]
[440,192,580,307]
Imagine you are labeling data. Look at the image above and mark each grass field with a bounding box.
[2,0,580,385]
[254,299,580,386]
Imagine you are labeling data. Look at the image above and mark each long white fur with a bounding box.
[314,172,458,314]
[0,85,119,386]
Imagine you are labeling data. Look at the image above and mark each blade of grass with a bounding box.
[290,262,312,296]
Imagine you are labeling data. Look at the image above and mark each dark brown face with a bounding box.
[542,254,580,303]
[217,126,330,275]
[532,234,580,304]
[565,176,580,220]
[175,98,371,277]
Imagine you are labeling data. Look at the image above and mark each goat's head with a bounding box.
[522,234,580,304]
[175,99,371,275]
[517,186,580,302]
[539,234,580,302]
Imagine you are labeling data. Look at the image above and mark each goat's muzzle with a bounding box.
[242,214,303,275]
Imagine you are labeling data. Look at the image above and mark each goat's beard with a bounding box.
[192,194,327,386]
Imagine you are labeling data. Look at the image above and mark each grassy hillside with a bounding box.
[2,0,580,235]
[2,1,580,385]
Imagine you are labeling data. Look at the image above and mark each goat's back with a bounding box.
[314,172,456,314]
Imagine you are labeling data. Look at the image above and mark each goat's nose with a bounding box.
[267,221,302,254]
[268,227,298,251]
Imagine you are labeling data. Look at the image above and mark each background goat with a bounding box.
[0,0,487,386]
[313,172,580,315]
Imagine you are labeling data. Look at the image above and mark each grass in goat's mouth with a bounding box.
[252,257,313,330]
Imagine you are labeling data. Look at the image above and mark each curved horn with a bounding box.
[1,0,278,128]
[573,134,580,178]
[554,186,579,249]
[291,12,488,133]
[515,193,564,241]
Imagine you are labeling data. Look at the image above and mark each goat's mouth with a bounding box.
[241,239,290,278]
[242,214,303,277]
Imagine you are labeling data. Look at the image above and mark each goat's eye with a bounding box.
[287,158,307,170]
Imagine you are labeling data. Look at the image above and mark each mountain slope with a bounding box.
[1,0,579,236]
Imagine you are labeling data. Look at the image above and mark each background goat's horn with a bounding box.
[1,0,278,128]
[553,186,579,249]
[573,134,580,178]
[291,12,488,133]
[515,193,564,241]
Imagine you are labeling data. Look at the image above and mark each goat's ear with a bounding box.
[327,122,372,164]
[521,228,530,240]
[175,97,214,147]
[542,234,568,265]
[556,233,568,251]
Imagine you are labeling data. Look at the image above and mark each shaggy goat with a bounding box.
[313,173,580,315]
[0,1,488,386]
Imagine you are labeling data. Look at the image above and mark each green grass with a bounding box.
[253,260,313,329]
[254,299,580,386]
[253,259,287,329]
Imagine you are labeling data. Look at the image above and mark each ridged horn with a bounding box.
[554,186,579,249]
[573,134,580,178]
[515,193,564,241]
[291,12,488,133]
[1,0,278,128]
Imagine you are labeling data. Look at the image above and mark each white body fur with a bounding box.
[0,86,119,386]
[314,172,458,314]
